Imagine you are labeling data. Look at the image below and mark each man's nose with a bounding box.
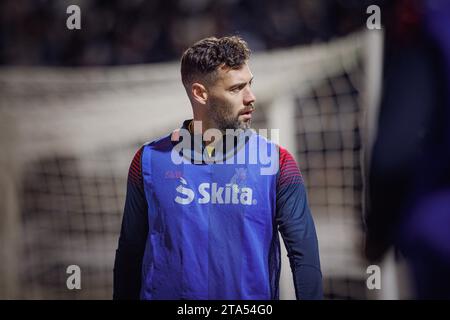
[244,87,256,106]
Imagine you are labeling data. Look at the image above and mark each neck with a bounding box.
[189,117,223,147]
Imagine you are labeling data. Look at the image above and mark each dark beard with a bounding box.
[208,99,251,132]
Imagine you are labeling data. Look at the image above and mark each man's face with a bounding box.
[206,63,256,132]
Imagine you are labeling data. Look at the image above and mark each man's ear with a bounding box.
[191,82,208,105]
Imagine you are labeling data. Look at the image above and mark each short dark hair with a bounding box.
[180,36,251,88]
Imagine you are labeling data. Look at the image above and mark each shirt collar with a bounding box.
[175,119,252,164]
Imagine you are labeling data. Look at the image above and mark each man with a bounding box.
[113,36,322,300]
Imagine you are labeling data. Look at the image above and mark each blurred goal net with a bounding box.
[0,30,378,299]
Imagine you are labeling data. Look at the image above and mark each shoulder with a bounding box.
[251,130,273,144]
[250,132,300,170]
[130,131,174,167]
[277,145,297,166]
[275,145,304,187]
[250,131,293,159]
[143,133,174,151]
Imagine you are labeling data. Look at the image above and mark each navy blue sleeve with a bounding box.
[276,146,323,300]
[113,147,148,300]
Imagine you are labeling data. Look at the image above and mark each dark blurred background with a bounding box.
[0,0,381,66]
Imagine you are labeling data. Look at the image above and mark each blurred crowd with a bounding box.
[0,0,376,66]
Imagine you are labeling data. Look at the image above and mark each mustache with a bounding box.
[239,104,255,115]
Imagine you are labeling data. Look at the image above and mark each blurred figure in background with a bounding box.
[365,0,450,299]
